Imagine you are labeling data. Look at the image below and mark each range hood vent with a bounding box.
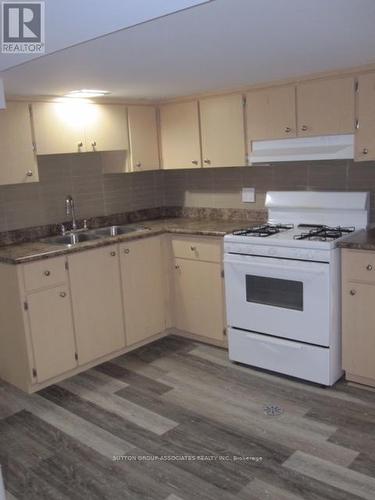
[249,134,354,164]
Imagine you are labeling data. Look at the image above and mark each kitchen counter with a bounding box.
[0,217,255,265]
[338,227,375,251]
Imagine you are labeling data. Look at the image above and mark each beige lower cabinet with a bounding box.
[26,285,77,382]
[0,256,77,391]
[171,236,226,343]
[120,236,166,346]
[342,249,375,387]
[68,244,126,365]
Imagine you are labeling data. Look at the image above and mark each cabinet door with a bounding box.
[128,106,159,171]
[160,101,201,169]
[0,102,38,185]
[200,94,246,167]
[297,77,355,137]
[173,258,225,341]
[355,73,375,161]
[27,285,77,383]
[32,102,86,155]
[85,104,129,152]
[246,86,296,141]
[120,236,166,346]
[68,245,125,364]
[342,282,375,380]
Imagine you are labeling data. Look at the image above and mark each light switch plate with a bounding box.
[242,187,255,203]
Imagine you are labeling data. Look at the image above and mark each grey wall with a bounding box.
[0,155,374,232]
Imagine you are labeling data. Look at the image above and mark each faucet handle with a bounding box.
[83,219,88,230]
[60,224,66,235]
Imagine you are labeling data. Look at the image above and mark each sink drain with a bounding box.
[263,404,283,416]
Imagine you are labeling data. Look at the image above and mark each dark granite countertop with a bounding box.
[0,217,256,265]
[338,227,375,252]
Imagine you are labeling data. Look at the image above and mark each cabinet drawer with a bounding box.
[171,237,222,263]
[23,256,67,291]
[342,250,375,284]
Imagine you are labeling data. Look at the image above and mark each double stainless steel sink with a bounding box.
[43,224,150,247]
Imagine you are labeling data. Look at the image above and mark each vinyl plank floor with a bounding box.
[1,335,375,500]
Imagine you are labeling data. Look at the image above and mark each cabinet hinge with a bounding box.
[223,328,227,337]
[23,301,28,311]
[221,269,224,278]
[355,80,359,93]
[32,368,37,378]
[74,352,78,361]
[65,261,69,271]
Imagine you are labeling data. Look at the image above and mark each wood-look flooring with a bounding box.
[1,335,375,499]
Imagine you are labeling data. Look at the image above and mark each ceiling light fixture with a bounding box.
[65,89,111,98]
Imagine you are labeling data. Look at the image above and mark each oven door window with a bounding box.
[246,275,303,311]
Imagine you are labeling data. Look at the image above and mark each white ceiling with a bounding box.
[0,0,211,71]
[1,0,375,100]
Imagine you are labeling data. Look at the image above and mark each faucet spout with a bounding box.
[65,195,77,231]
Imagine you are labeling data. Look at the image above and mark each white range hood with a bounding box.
[249,134,354,164]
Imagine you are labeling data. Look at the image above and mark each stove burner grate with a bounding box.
[233,223,294,237]
[294,225,355,241]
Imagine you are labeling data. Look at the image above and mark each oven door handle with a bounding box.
[241,331,303,349]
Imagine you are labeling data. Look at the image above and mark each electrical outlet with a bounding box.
[242,187,255,203]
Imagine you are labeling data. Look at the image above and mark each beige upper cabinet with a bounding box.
[127,106,160,171]
[68,245,126,365]
[120,236,166,346]
[85,104,129,152]
[246,86,296,141]
[160,100,201,169]
[355,72,375,161]
[200,94,246,167]
[297,77,355,137]
[0,102,38,185]
[32,102,128,155]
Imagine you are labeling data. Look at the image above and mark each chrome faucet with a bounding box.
[65,195,77,231]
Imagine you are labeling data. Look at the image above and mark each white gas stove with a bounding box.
[224,191,369,386]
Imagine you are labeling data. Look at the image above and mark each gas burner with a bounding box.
[233,223,294,237]
[294,225,355,242]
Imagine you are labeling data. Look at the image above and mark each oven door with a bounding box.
[224,253,330,346]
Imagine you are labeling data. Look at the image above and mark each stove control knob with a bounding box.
[350,289,356,296]
[366,264,373,271]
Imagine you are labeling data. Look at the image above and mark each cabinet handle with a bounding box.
[78,141,83,149]
[366,264,373,271]
[191,160,198,165]
[301,125,308,131]
[110,251,116,257]
[91,141,97,149]
[190,246,197,251]
[284,127,292,133]
[136,162,142,168]
[355,119,359,130]
[44,270,51,276]
[124,248,130,254]
[349,289,356,296]
[203,159,211,165]
[362,147,369,155]
[60,292,67,298]
[26,170,33,177]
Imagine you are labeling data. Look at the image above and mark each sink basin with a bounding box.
[44,232,102,246]
[93,224,149,237]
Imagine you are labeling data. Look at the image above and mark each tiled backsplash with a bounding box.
[0,153,164,232]
[0,156,375,232]
[164,160,375,221]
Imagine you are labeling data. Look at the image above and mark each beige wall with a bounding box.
[1,156,375,232]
